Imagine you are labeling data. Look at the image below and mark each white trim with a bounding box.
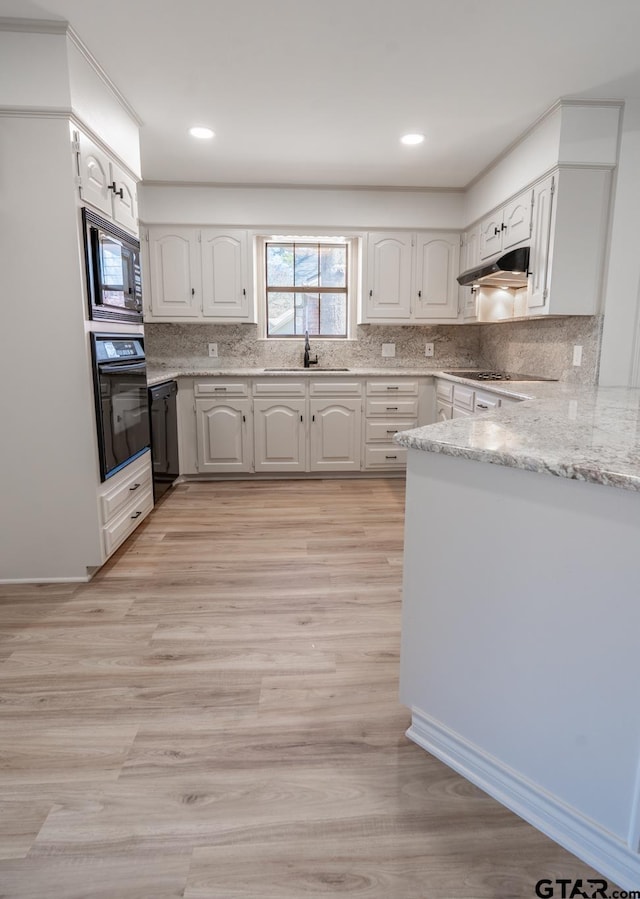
[141,179,465,194]
[0,576,92,584]
[0,17,67,33]
[407,709,640,891]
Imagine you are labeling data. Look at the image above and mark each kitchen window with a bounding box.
[264,239,350,338]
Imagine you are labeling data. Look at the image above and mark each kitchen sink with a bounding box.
[264,367,350,372]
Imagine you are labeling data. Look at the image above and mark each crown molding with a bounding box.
[0,17,67,33]
[140,179,465,193]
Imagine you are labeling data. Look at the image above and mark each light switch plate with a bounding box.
[208,343,218,358]
[572,345,582,366]
[381,343,396,358]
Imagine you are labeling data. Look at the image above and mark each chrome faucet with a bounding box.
[303,330,319,368]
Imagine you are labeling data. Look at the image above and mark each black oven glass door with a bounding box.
[93,346,150,481]
[93,230,139,315]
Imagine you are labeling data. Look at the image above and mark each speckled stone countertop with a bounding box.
[395,377,640,493]
[145,366,437,387]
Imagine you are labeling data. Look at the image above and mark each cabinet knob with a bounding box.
[369,290,373,297]
[501,222,507,231]
[494,226,500,236]
[418,290,422,298]
[191,288,195,296]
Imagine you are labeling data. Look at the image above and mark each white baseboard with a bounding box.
[0,575,91,584]
[408,709,640,891]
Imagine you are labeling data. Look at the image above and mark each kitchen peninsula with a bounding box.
[395,383,640,890]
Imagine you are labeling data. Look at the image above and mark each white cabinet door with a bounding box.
[413,232,460,320]
[364,232,412,320]
[527,174,555,313]
[452,406,473,418]
[479,213,503,260]
[195,398,252,472]
[309,399,361,471]
[147,227,201,318]
[253,398,306,472]
[77,132,112,217]
[110,161,138,235]
[201,229,251,319]
[503,190,533,250]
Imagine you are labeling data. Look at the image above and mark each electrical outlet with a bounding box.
[425,342,434,357]
[381,343,396,358]
[208,343,218,358]
[572,345,582,367]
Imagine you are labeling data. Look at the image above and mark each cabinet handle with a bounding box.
[312,414,315,422]
[369,290,373,297]
[386,386,399,390]
[418,290,422,298]
[386,429,397,434]
[108,181,117,192]
[242,415,246,422]
[129,482,141,491]
[300,415,303,422]
[386,406,398,411]
[191,288,195,295]
[214,387,227,391]
[130,510,142,520]
[501,222,507,231]
[476,403,489,410]
[243,288,246,296]
[494,226,500,236]
[385,455,397,460]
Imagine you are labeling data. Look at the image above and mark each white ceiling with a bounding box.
[5,0,640,188]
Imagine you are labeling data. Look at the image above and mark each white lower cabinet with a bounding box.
[436,400,453,421]
[97,451,153,560]
[364,378,419,470]
[435,378,525,419]
[254,398,307,472]
[309,398,362,471]
[195,398,252,472]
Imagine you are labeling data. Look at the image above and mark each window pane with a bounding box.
[319,293,347,336]
[294,245,319,287]
[294,292,320,335]
[267,291,295,335]
[319,246,347,287]
[266,244,294,287]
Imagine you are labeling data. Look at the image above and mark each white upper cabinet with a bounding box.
[413,232,460,320]
[479,188,532,260]
[145,227,254,323]
[526,167,611,317]
[362,230,461,324]
[458,226,479,321]
[76,132,138,235]
[147,227,201,318]
[201,229,251,319]
[364,232,413,320]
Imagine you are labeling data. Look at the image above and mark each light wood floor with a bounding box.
[0,479,609,898]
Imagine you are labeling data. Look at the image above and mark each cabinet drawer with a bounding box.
[365,419,417,442]
[473,390,501,412]
[436,379,454,403]
[253,379,306,397]
[103,486,153,558]
[99,453,152,526]
[309,379,362,397]
[366,398,418,417]
[453,383,475,412]
[366,379,419,396]
[194,381,249,397]
[364,446,408,469]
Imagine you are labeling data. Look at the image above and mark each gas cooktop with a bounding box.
[444,370,556,382]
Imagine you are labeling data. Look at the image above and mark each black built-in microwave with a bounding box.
[83,208,143,324]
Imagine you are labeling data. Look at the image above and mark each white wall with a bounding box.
[597,99,640,386]
[0,29,70,107]
[139,183,464,230]
[0,116,102,579]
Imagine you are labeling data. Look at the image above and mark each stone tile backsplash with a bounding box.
[145,316,602,384]
[144,323,483,372]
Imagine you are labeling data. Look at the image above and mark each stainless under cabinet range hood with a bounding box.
[457,246,530,288]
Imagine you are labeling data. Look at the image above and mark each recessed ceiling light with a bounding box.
[401,133,425,146]
[189,126,215,139]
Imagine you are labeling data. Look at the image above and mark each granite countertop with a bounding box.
[395,381,640,493]
[145,366,440,387]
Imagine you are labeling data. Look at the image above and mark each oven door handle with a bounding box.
[99,361,146,375]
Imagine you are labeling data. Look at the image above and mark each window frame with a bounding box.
[255,233,360,341]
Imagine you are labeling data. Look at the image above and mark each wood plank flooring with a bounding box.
[0,478,610,898]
